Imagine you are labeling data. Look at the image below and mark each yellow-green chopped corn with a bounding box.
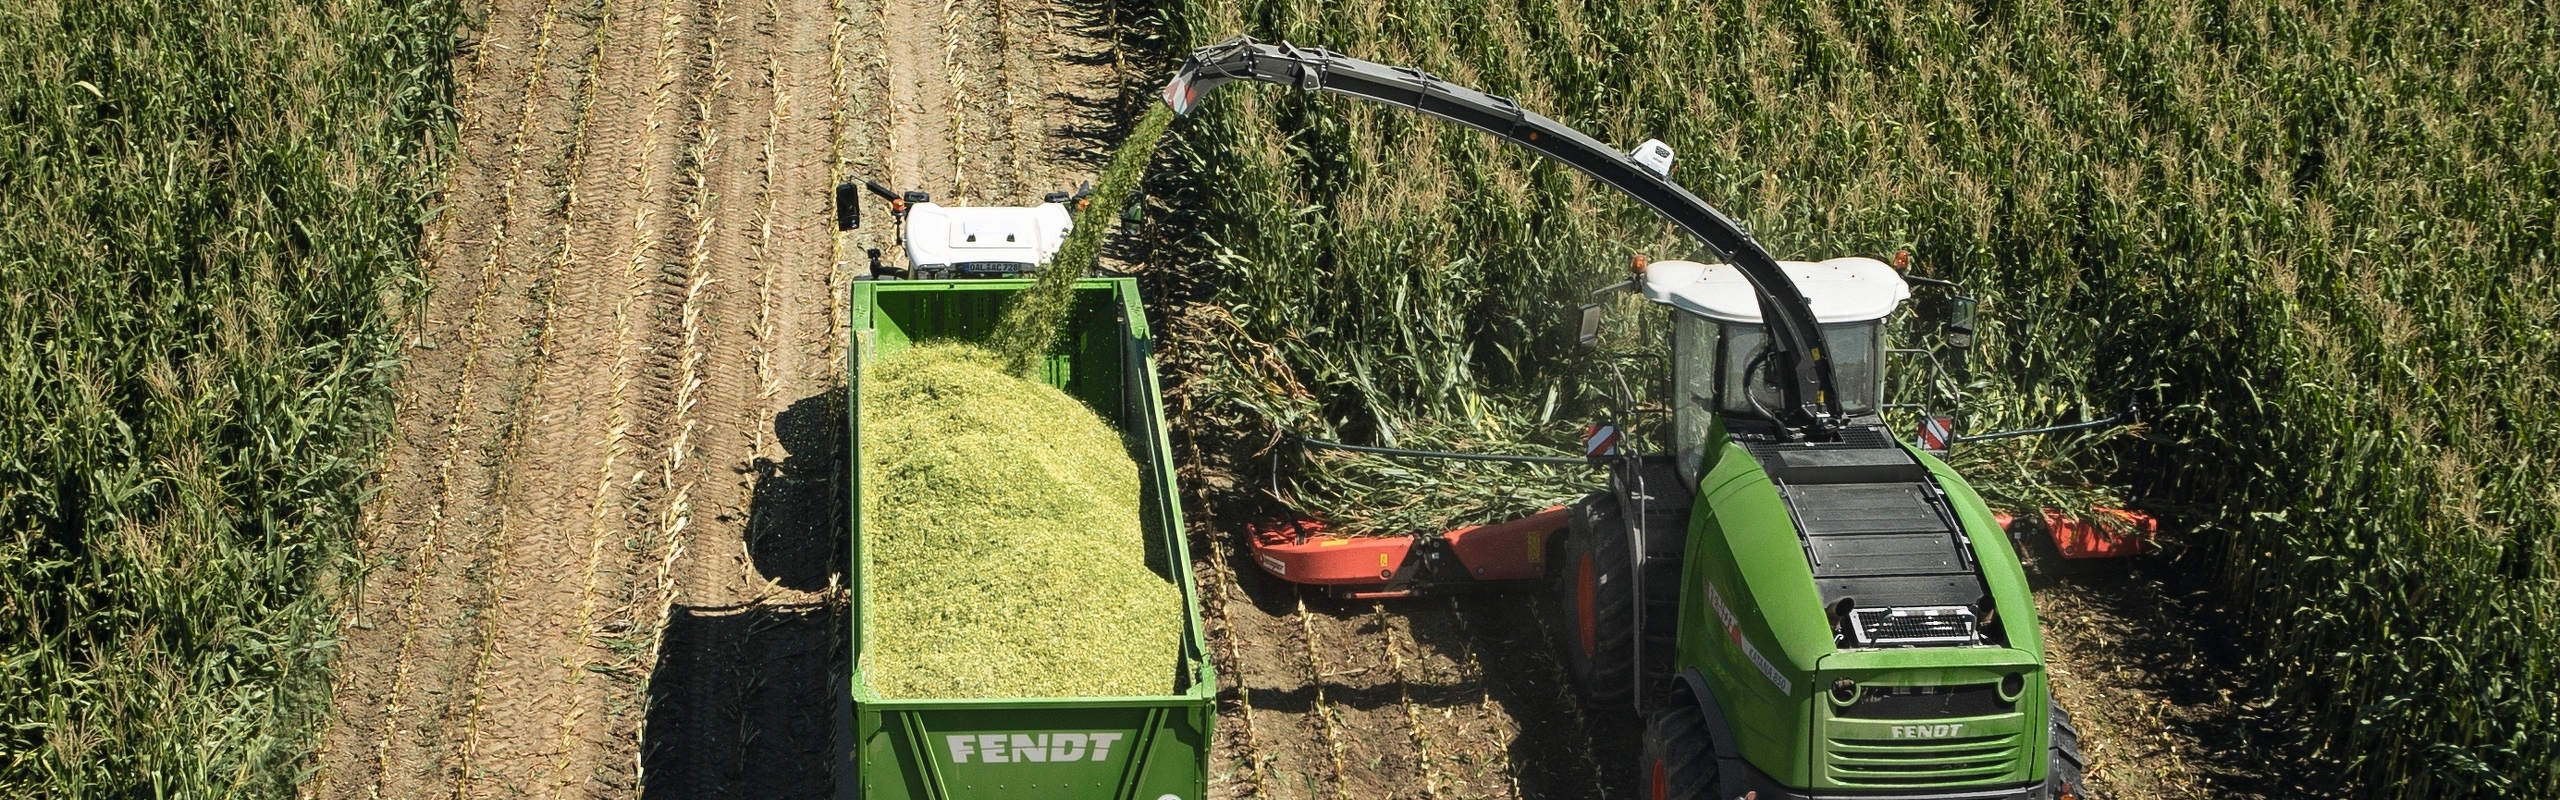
[860,343,1179,698]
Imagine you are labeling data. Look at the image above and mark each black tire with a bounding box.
[1639,699,1719,800]
[2047,698,2093,799]
[1557,492,1634,706]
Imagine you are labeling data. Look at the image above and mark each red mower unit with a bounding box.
[1994,507,2157,561]
[1245,430,1606,598]
[1248,505,1570,599]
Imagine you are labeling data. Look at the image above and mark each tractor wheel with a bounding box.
[1557,492,1634,706]
[2047,699,2093,799]
[1639,699,1718,800]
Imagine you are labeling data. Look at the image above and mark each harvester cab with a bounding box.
[1642,257,1910,477]
[835,178,1091,278]
[1167,37,2092,800]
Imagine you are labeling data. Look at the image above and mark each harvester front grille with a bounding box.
[1825,732,2022,787]
[1849,605,1979,646]
[1837,683,2013,719]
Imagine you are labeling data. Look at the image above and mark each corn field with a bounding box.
[1139,0,2560,795]
[0,0,458,794]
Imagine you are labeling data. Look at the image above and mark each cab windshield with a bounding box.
[1709,320,1882,418]
[1670,313,1886,482]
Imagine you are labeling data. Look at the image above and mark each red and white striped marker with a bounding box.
[1581,423,1622,458]
[1918,416,1956,452]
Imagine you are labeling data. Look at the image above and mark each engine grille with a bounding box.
[1825,732,2022,787]
[1836,683,2014,720]
[1849,605,1979,646]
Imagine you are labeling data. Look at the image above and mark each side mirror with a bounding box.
[834,182,860,231]
[840,180,907,231]
[1946,295,1977,348]
[1575,303,1605,353]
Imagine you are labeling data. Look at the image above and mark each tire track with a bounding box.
[521,0,704,786]
[1526,603,1613,793]
[1188,504,1640,798]
[318,0,692,789]
[1198,520,1272,799]
[1376,604,1438,800]
[1438,596,1521,797]
[630,0,847,786]
[1296,591,1352,800]
[320,0,599,790]
[628,0,731,774]
[440,0,620,791]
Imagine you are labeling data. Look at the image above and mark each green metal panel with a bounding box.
[1679,441,1826,786]
[850,700,1211,800]
[1915,449,2044,661]
[1675,433,2052,792]
[846,278,1214,800]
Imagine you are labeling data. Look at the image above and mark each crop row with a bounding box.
[0,0,461,794]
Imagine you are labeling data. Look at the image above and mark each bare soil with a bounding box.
[1190,516,1646,800]
[2030,556,2331,800]
[309,0,1121,795]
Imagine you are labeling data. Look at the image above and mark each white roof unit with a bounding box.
[1640,257,1911,324]
[901,202,1074,271]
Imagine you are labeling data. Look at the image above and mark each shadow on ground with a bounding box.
[641,389,848,800]
[2021,528,2337,800]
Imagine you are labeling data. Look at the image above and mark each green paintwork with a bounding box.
[846,278,1215,800]
[1675,433,2050,792]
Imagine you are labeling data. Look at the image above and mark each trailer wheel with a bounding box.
[1639,699,1717,800]
[2048,699,2093,799]
[1557,492,1634,705]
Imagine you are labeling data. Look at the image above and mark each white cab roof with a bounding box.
[901,202,1074,268]
[1640,257,1911,324]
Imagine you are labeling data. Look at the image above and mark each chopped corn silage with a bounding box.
[990,104,1174,377]
[860,342,1180,698]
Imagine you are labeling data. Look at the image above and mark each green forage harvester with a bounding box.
[860,342,1180,698]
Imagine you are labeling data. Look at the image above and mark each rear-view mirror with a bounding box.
[1946,296,1977,348]
[834,182,860,231]
[1575,303,1605,353]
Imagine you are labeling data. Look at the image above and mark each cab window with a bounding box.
[1672,312,1719,483]
[1715,321,1882,418]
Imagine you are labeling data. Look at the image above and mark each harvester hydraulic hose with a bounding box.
[1297,435,1592,466]
[1954,414,2125,443]
[1955,402,2138,444]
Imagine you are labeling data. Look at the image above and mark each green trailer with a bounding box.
[843,277,1214,800]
